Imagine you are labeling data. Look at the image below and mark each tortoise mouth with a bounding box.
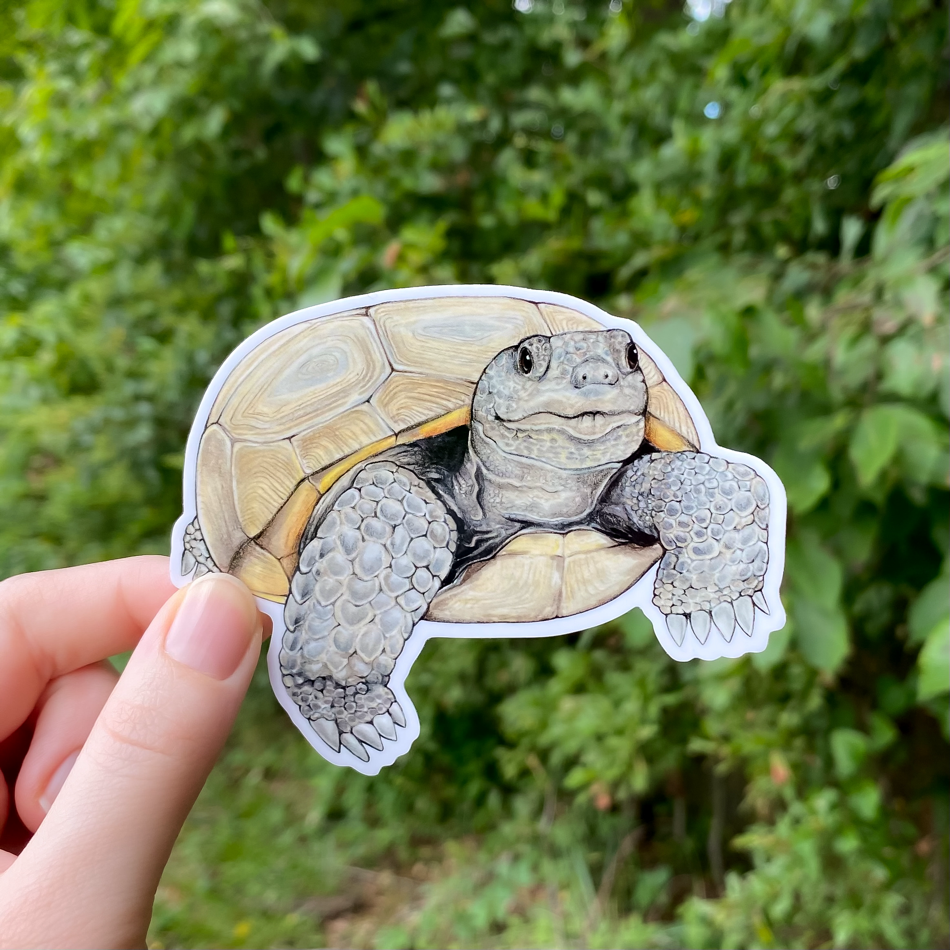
[499,409,642,441]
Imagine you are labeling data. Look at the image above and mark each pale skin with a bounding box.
[0,557,267,949]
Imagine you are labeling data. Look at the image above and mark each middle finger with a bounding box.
[14,661,119,836]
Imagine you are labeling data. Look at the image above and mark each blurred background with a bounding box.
[0,0,948,947]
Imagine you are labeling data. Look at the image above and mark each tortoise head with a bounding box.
[471,329,648,470]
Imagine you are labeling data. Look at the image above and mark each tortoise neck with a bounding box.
[461,423,621,527]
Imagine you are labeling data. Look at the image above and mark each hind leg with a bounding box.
[181,518,217,578]
[279,461,457,762]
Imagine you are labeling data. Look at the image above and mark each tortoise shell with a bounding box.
[194,296,700,620]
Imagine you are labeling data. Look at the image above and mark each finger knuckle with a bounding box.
[91,678,193,771]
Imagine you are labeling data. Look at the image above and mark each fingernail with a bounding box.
[40,750,79,813]
[164,573,260,680]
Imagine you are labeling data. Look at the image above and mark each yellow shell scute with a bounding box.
[645,415,695,452]
[646,381,699,449]
[230,541,289,601]
[217,315,389,441]
[372,373,475,432]
[208,308,366,425]
[195,424,245,570]
[637,348,665,388]
[427,529,663,623]
[232,440,306,538]
[428,542,563,623]
[397,406,471,444]
[258,478,320,560]
[314,435,398,494]
[563,529,615,555]
[372,297,548,382]
[537,303,602,334]
[280,552,300,580]
[291,404,393,474]
[561,538,662,617]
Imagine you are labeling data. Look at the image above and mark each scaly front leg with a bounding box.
[604,452,771,645]
[280,461,457,763]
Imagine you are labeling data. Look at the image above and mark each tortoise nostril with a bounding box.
[572,359,618,388]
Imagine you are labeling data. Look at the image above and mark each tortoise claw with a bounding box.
[353,722,384,751]
[340,732,370,761]
[312,717,341,752]
[373,713,398,741]
[753,591,769,614]
[389,701,407,728]
[690,609,711,644]
[667,614,687,646]
[735,596,755,635]
[712,602,736,642]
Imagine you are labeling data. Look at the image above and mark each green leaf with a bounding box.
[772,445,831,514]
[867,711,898,753]
[304,195,385,248]
[871,132,950,208]
[830,728,868,780]
[847,780,881,821]
[881,336,937,400]
[297,268,343,308]
[563,766,599,790]
[848,404,948,489]
[439,7,478,39]
[794,599,850,673]
[876,674,917,717]
[787,531,851,674]
[908,574,950,645]
[839,214,866,263]
[917,619,950,701]
[849,406,901,488]
[899,273,941,325]
[895,408,949,487]
[786,533,844,609]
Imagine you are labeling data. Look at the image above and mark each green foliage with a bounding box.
[680,787,935,950]
[1,1,947,948]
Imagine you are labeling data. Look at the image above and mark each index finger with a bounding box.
[0,556,175,740]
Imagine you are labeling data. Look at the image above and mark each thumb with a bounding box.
[1,573,262,950]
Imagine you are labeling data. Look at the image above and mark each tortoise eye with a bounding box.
[518,346,534,376]
[625,342,639,371]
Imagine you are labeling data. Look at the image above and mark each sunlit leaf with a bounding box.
[772,445,831,514]
[908,574,950,645]
[917,619,950,701]
[849,406,901,487]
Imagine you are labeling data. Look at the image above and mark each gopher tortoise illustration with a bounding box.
[180,295,772,765]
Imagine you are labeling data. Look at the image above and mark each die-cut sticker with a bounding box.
[171,286,787,774]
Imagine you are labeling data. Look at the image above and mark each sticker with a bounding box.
[171,286,787,774]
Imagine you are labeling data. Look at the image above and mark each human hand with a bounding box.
[0,556,266,949]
